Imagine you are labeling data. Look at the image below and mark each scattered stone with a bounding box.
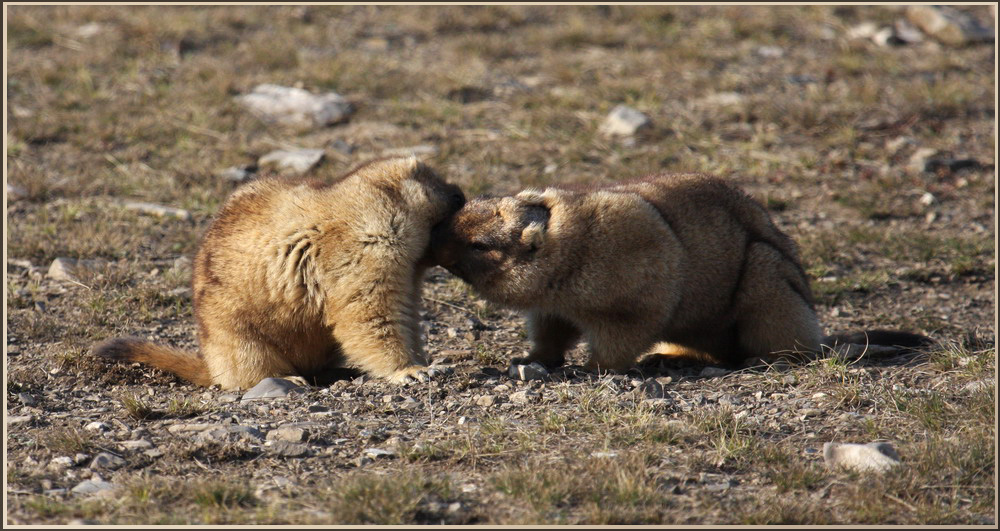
[641,398,674,410]
[73,453,90,465]
[381,145,441,158]
[823,442,901,473]
[241,378,306,401]
[458,416,477,425]
[509,390,541,405]
[696,92,744,107]
[7,183,28,201]
[167,423,218,434]
[893,19,925,44]
[218,165,257,183]
[476,394,497,407]
[196,425,265,444]
[267,426,309,443]
[699,367,731,378]
[906,5,994,46]
[236,84,354,129]
[639,379,667,399]
[363,448,395,459]
[258,148,325,175]
[71,479,116,496]
[75,22,104,38]
[591,451,618,458]
[89,452,126,471]
[267,441,310,457]
[84,421,110,432]
[508,362,549,381]
[446,85,493,104]
[846,22,879,41]
[354,456,374,467]
[963,379,994,394]
[17,393,37,407]
[144,449,164,459]
[49,456,75,470]
[47,258,106,282]
[599,105,652,137]
[755,45,784,58]
[122,201,193,221]
[120,439,153,451]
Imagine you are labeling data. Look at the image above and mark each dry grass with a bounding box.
[6,4,994,526]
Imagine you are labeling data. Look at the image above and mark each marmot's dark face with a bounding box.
[431,196,549,301]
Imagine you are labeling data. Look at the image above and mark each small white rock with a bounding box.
[363,448,395,459]
[508,362,549,381]
[599,105,652,137]
[89,452,126,471]
[71,479,116,496]
[823,442,901,473]
[122,201,192,221]
[47,257,105,282]
[236,84,354,129]
[906,5,994,45]
[258,148,324,175]
[509,390,541,405]
[242,378,306,401]
[267,426,308,443]
[84,421,110,432]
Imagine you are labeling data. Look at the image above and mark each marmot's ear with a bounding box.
[515,188,557,208]
[520,221,546,252]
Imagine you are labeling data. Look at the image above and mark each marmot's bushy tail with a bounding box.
[93,337,212,387]
[823,329,934,351]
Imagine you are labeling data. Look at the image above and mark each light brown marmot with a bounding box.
[96,156,465,389]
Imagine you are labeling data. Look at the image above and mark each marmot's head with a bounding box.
[432,189,557,306]
[349,156,466,264]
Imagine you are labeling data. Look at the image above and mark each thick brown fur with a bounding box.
[95,157,465,389]
[433,172,930,371]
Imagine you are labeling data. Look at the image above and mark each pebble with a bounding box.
[599,105,652,137]
[963,379,994,394]
[639,379,667,399]
[120,439,153,451]
[906,5,994,45]
[218,165,256,183]
[197,425,265,444]
[476,395,497,407]
[71,479,116,496]
[49,456,75,470]
[17,393,37,407]
[89,452,126,471]
[122,201,192,221]
[258,148,325,175]
[7,183,28,201]
[84,421,110,432]
[267,441,310,457]
[8,415,33,426]
[823,442,901,473]
[241,378,307,401]
[381,145,440,158]
[266,426,308,443]
[236,84,354,129]
[591,451,618,458]
[363,448,395,459]
[47,258,105,282]
[699,367,731,378]
[508,362,550,381]
[509,390,541,405]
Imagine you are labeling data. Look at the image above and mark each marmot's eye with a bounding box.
[470,242,490,252]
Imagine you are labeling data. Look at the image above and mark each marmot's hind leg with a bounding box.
[202,330,300,390]
[732,242,823,362]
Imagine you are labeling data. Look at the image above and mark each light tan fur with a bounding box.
[433,172,928,372]
[96,157,465,389]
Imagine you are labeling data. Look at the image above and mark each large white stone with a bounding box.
[237,84,354,128]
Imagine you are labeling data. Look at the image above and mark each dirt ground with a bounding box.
[5,5,996,525]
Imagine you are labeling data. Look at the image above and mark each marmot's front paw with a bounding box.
[387,365,447,385]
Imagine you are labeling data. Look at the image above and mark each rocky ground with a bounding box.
[5,4,997,525]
